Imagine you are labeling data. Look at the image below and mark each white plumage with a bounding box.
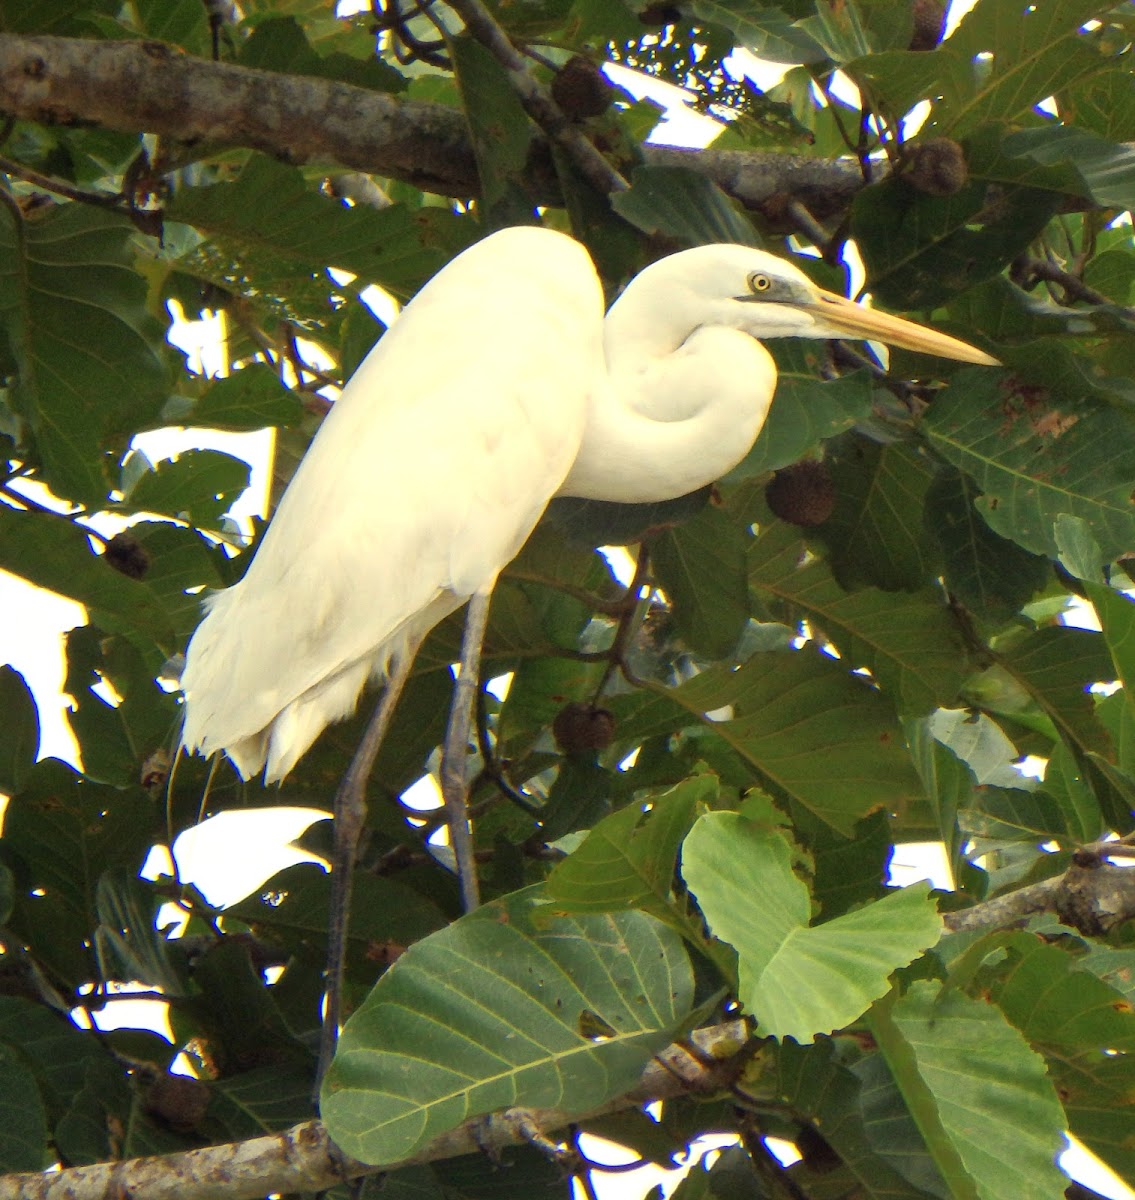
[180,226,995,781]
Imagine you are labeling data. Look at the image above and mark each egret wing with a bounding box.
[181,228,604,779]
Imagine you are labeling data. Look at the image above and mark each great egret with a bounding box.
[179,224,996,1079]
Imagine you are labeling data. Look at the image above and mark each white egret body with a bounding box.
[181,226,994,782]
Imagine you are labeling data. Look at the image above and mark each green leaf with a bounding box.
[167,156,472,303]
[537,757,615,844]
[0,997,111,1128]
[125,450,251,529]
[183,364,304,431]
[1034,741,1104,843]
[1082,583,1135,725]
[134,0,209,54]
[321,887,694,1165]
[452,37,534,227]
[0,666,39,796]
[808,809,893,920]
[1,761,156,988]
[689,0,826,64]
[225,862,448,966]
[238,15,405,92]
[922,369,1135,561]
[1060,68,1135,142]
[924,469,1049,625]
[0,1044,48,1171]
[773,1040,944,1198]
[852,177,1060,310]
[989,626,1114,757]
[682,812,940,1041]
[653,503,751,657]
[726,367,872,479]
[546,776,710,915]
[190,938,311,1073]
[750,522,966,715]
[869,981,1067,1200]
[987,934,1135,1183]
[64,626,177,787]
[94,868,187,995]
[998,126,1135,213]
[0,507,174,648]
[922,0,1114,136]
[817,437,938,592]
[613,647,924,834]
[0,203,168,503]
[124,521,227,640]
[210,1063,317,1139]
[611,166,760,247]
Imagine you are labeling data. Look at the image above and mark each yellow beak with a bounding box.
[806,289,1000,366]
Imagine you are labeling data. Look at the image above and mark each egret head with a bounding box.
[622,244,999,366]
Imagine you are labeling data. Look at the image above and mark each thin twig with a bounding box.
[592,546,652,699]
[445,0,628,196]
[1013,254,1130,312]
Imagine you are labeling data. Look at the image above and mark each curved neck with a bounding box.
[556,322,776,503]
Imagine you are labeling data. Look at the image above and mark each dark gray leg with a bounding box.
[441,589,491,914]
[316,647,417,1094]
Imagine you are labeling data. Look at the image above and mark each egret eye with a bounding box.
[748,272,772,294]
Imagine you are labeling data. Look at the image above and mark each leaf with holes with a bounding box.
[321,886,693,1165]
[923,369,1135,560]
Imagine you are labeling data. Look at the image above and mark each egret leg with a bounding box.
[316,646,418,1093]
[441,588,492,914]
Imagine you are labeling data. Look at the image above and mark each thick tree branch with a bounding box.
[0,33,868,219]
[943,857,1135,936]
[0,1021,749,1200]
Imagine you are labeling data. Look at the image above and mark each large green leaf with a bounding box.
[124,450,251,530]
[1,761,157,988]
[922,0,1114,136]
[689,0,826,64]
[986,934,1135,1182]
[976,126,1135,213]
[682,812,940,1041]
[0,203,168,503]
[869,981,1067,1200]
[773,1041,944,1198]
[985,626,1114,758]
[852,177,1059,310]
[611,647,925,834]
[815,437,938,592]
[1082,583,1135,728]
[452,37,534,227]
[167,157,472,304]
[924,469,1049,625]
[653,503,751,657]
[64,626,177,787]
[546,776,709,915]
[750,522,966,715]
[321,887,694,1165]
[922,368,1135,560]
[0,1045,48,1171]
[611,166,760,247]
[726,365,872,480]
[93,868,188,995]
[225,862,448,965]
[0,997,111,1130]
[0,507,174,648]
[178,363,303,431]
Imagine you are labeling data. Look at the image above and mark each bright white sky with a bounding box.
[1,3,1132,1195]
